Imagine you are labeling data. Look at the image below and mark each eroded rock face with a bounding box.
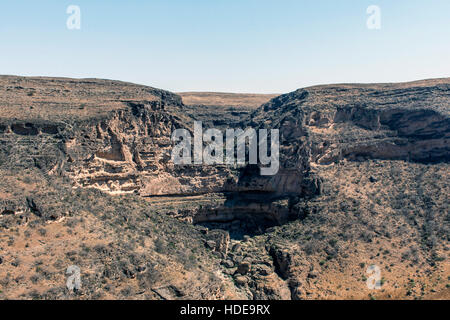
[57,101,242,197]
[64,103,189,195]
[250,80,450,168]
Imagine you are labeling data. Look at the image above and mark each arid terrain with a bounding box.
[0,75,448,300]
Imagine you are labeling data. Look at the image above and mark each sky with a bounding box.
[0,0,449,93]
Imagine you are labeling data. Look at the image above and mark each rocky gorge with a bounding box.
[0,75,448,300]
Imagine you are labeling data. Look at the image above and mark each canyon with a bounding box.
[0,75,448,300]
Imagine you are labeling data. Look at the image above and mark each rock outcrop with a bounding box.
[250,79,449,167]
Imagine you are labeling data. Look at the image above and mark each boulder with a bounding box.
[236,262,251,275]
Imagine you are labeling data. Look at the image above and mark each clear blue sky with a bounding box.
[0,0,449,93]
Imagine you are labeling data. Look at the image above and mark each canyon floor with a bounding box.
[0,75,448,300]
